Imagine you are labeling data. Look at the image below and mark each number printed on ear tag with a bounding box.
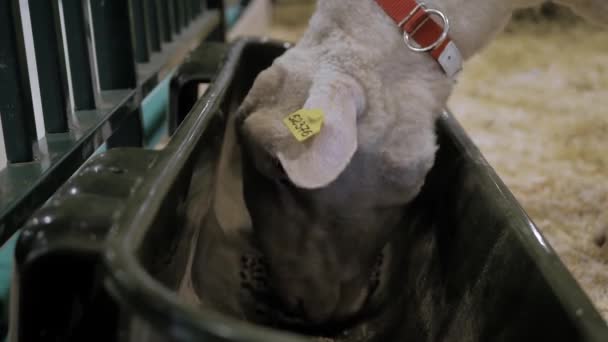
[283,109,325,142]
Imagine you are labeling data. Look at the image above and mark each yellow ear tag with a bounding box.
[283,109,325,142]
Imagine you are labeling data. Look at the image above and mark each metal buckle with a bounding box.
[399,2,450,53]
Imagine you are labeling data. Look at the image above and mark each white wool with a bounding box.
[242,0,606,193]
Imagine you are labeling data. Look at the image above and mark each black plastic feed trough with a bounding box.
[11,39,608,342]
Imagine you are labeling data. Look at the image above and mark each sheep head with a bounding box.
[235,53,437,325]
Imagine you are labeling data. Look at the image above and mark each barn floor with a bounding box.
[268,1,608,321]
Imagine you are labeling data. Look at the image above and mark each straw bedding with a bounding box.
[268,0,608,322]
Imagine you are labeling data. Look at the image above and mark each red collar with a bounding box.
[375,0,463,77]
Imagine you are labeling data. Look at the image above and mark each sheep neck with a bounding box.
[305,0,514,61]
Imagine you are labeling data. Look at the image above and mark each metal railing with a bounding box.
[0,0,227,245]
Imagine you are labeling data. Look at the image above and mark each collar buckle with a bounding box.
[400,3,450,53]
[375,0,463,77]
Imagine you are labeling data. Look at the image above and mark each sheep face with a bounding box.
[235,58,436,325]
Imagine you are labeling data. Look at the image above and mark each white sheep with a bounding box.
[212,0,608,326]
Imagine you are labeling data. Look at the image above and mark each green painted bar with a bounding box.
[130,0,150,63]
[89,0,137,90]
[192,0,201,17]
[167,0,178,35]
[173,0,183,33]
[179,0,187,29]
[196,0,202,19]
[145,0,161,52]
[184,0,192,25]
[29,0,69,133]
[156,0,172,42]
[0,0,36,163]
[62,0,95,110]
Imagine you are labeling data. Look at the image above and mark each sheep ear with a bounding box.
[277,73,365,189]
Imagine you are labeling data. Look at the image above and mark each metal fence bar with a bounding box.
[0,0,36,163]
[192,0,201,17]
[173,0,183,34]
[184,0,192,25]
[28,0,69,133]
[61,0,95,111]
[188,0,195,24]
[0,0,224,248]
[130,0,150,63]
[89,0,137,90]
[145,0,161,52]
[156,0,172,42]
[196,0,203,19]
[177,0,185,28]
[167,0,178,35]
[180,0,188,32]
